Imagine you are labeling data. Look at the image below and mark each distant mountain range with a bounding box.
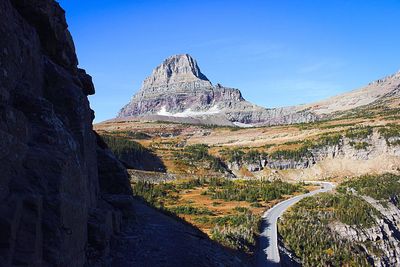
[117,54,400,126]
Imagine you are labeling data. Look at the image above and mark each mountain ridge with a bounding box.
[298,69,400,115]
[117,54,399,127]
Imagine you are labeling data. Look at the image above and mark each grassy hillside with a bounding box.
[131,178,308,253]
[100,134,166,171]
[338,173,400,204]
[95,112,400,180]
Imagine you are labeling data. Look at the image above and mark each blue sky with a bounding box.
[58,0,400,123]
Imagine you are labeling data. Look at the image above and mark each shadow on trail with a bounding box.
[254,214,302,267]
[254,220,281,267]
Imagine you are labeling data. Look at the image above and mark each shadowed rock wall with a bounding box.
[0,0,131,265]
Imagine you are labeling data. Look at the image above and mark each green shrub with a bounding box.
[345,126,373,139]
[338,173,400,200]
[269,146,312,161]
[349,141,370,150]
[378,124,400,146]
[310,133,342,148]
[268,133,342,161]
[174,144,226,172]
[132,181,178,208]
[279,192,379,267]
[220,148,245,162]
[168,205,214,216]
[194,216,211,224]
[233,206,249,213]
[206,179,303,202]
[210,210,260,252]
[243,150,265,163]
[250,202,263,207]
[176,178,207,190]
[209,177,233,187]
[282,140,304,145]
[182,144,210,161]
[101,135,148,159]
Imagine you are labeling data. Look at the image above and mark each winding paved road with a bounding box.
[256,182,334,267]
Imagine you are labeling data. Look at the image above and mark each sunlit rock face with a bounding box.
[118,54,317,126]
[118,54,242,119]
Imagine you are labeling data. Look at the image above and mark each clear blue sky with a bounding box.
[58,0,400,123]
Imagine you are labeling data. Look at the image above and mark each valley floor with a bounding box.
[95,112,400,266]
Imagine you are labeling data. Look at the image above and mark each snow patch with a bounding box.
[157,106,172,116]
[157,105,221,118]
[233,122,254,128]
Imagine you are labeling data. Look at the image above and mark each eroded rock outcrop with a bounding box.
[225,129,400,176]
[0,1,132,265]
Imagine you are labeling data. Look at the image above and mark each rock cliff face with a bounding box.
[226,129,400,176]
[0,1,132,265]
[118,54,317,126]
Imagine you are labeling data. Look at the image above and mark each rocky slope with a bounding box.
[299,71,400,116]
[0,2,246,266]
[111,200,246,267]
[118,54,317,126]
[326,175,400,266]
[117,54,400,127]
[332,196,400,267]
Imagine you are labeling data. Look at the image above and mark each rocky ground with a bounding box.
[111,199,247,267]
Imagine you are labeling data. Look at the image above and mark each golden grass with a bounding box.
[163,185,266,235]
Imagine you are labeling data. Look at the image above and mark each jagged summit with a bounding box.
[141,54,210,90]
[117,54,317,126]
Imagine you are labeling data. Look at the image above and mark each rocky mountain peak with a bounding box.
[118,54,317,126]
[141,54,211,90]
